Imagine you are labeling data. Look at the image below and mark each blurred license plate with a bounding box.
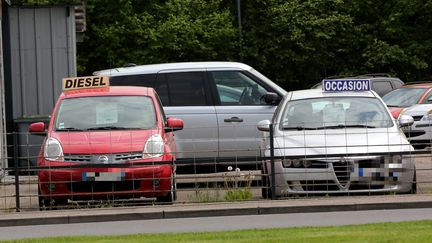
[82,172,125,182]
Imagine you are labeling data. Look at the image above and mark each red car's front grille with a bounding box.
[63,153,143,163]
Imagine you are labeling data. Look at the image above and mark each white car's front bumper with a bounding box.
[265,155,415,196]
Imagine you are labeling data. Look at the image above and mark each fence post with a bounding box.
[269,123,276,200]
[13,132,20,212]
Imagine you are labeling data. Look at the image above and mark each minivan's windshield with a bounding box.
[280,97,393,130]
[382,88,427,107]
[55,96,156,131]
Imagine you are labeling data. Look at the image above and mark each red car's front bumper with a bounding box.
[38,160,173,200]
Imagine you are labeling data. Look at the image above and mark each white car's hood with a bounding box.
[273,128,413,156]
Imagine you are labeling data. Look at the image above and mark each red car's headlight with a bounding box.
[143,134,164,158]
[44,137,64,161]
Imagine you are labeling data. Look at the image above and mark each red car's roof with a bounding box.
[60,86,154,99]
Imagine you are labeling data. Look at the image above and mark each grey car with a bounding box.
[94,62,287,170]
[311,73,404,97]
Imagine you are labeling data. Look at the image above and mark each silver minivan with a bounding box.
[94,62,286,168]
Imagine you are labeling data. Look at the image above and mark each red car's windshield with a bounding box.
[55,96,156,131]
[382,88,427,107]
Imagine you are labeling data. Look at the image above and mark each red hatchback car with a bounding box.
[382,82,432,118]
[29,79,183,208]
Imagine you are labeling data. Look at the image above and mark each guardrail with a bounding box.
[0,122,432,212]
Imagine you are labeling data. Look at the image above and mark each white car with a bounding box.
[400,104,432,149]
[258,80,416,198]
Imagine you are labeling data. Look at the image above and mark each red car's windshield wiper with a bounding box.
[56,127,83,131]
[85,126,131,131]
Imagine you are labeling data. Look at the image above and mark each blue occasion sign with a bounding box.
[322,79,371,92]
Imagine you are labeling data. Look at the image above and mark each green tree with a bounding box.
[77,0,237,75]
[347,0,432,81]
[76,0,432,88]
[240,0,356,90]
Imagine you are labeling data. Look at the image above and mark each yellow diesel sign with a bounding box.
[62,76,109,91]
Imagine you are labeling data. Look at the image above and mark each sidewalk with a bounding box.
[1,194,432,227]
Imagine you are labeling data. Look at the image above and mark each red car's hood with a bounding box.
[389,107,405,119]
[49,130,157,154]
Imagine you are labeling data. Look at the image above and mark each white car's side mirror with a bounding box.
[257,120,271,132]
[398,115,414,127]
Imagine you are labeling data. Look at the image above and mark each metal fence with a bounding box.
[1,122,431,212]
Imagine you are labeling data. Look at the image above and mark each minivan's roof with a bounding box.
[94,62,254,76]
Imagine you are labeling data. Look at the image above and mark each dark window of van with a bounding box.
[372,81,393,96]
[161,72,208,106]
[110,74,156,87]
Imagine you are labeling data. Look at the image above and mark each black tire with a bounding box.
[411,170,417,194]
[156,173,176,203]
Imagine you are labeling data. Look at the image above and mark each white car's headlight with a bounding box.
[44,137,64,161]
[143,134,164,158]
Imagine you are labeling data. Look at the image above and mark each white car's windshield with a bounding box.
[382,88,427,107]
[280,97,393,130]
[55,96,156,131]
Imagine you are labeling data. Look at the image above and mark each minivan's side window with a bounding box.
[158,72,208,106]
[153,77,170,105]
[372,81,393,96]
[211,71,268,105]
[110,74,156,87]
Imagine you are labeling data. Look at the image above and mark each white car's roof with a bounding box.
[94,61,253,76]
[290,88,377,100]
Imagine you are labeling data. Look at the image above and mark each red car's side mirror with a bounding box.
[28,122,46,136]
[165,118,184,132]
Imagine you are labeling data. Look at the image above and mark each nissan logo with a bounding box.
[97,155,109,164]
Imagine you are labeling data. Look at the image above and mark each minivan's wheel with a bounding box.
[410,170,417,194]
[156,173,176,203]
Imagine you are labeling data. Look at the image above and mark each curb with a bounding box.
[1,200,432,227]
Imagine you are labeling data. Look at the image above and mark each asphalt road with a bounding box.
[1,208,432,240]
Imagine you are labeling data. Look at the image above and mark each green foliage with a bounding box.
[77,0,237,75]
[241,0,356,90]
[190,181,222,203]
[224,189,253,201]
[77,0,432,89]
[223,168,254,201]
[11,0,81,5]
[12,220,432,242]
